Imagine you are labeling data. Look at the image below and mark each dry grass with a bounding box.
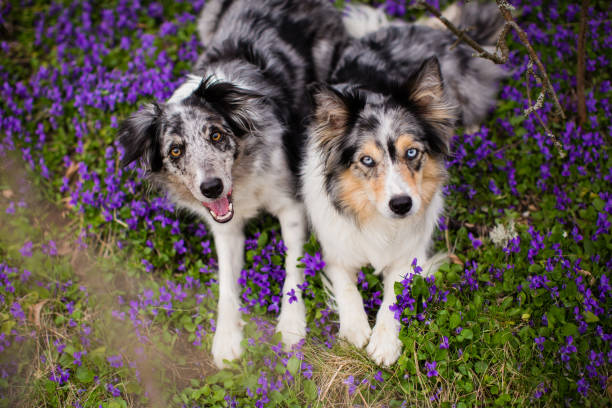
[0,159,218,407]
[303,340,404,407]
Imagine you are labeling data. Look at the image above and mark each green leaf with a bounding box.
[1,320,15,335]
[286,356,300,376]
[474,360,487,374]
[257,232,269,248]
[449,313,461,329]
[562,323,578,337]
[76,366,94,384]
[494,394,511,406]
[473,294,483,310]
[303,379,318,401]
[271,255,283,266]
[462,329,474,340]
[593,197,605,211]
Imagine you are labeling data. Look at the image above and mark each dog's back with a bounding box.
[196,0,347,174]
[338,2,506,127]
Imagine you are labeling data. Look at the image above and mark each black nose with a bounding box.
[200,178,224,199]
[389,195,412,215]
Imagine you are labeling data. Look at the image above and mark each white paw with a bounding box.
[276,303,306,350]
[366,322,402,367]
[211,325,243,369]
[338,312,372,349]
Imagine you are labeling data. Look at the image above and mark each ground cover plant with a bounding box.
[0,0,610,406]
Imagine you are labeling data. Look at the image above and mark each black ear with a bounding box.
[118,103,163,171]
[404,57,456,156]
[191,77,263,137]
[311,85,366,167]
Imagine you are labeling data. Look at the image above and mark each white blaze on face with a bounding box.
[378,161,419,217]
[376,113,422,218]
[385,161,410,198]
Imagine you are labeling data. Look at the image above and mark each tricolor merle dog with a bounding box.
[302,2,506,366]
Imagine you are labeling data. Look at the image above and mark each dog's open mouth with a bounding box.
[202,192,234,223]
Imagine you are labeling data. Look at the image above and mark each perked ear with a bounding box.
[409,57,446,106]
[193,76,263,137]
[311,85,365,151]
[118,102,163,171]
[406,57,456,155]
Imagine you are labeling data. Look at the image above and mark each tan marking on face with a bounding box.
[395,134,446,214]
[359,141,387,214]
[420,155,446,208]
[397,153,446,215]
[395,134,423,157]
[337,139,388,223]
[338,167,376,224]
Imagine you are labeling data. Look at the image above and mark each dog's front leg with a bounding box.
[211,223,245,369]
[326,261,371,348]
[367,254,427,366]
[276,203,307,349]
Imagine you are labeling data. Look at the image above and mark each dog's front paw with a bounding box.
[276,303,306,350]
[212,325,243,369]
[366,322,402,366]
[339,313,372,349]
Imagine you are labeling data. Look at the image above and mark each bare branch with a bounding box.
[494,0,566,120]
[525,62,566,157]
[416,1,506,64]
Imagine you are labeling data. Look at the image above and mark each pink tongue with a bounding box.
[208,196,230,216]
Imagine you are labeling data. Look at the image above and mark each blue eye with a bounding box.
[360,156,375,167]
[406,148,418,160]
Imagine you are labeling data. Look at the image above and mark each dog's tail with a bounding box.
[344,2,504,46]
[419,2,504,46]
[342,4,390,38]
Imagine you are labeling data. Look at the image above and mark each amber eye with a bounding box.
[170,146,183,158]
[211,131,223,142]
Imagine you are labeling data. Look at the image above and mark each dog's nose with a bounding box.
[200,178,224,199]
[389,195,412,215]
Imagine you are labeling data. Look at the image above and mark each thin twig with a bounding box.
[319,362,345,403]
[495,0,566,119]
[417,1,506,64]
[525,62,566,157]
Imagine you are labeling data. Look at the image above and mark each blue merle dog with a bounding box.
[117,0,347,368]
